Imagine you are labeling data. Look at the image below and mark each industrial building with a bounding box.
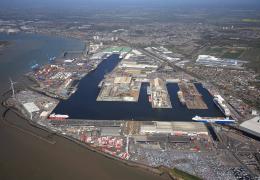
[150,78,172,108]
[239,116,260,138]
[114,76,132,84]
[140,121,208,136]
[196,55,246,68]
[23,102,40,113]
[100,127,121,136]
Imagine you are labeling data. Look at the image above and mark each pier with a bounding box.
[178,81,208,109]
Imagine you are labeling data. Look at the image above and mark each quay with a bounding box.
[178,81,208,109]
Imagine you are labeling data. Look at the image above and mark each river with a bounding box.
[0,33,167,180]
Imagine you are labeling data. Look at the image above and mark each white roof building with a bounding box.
[140,122,208,135]
[196,55,219,62]
[40,111,49,117]
[140,125,157,134]
[23,102,40,113]
[240,116,260,138]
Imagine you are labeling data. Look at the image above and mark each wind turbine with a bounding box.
[9,78,17,98]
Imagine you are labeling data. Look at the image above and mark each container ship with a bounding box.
[213,95,231,117]
[48,56,56,63]
[192,115,235,124]
[48,113,69,120]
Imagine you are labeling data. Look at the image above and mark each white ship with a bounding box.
[192,115,235,124]
[213,95,231,117]
[147,86,151,95]
[177,91,185,105]
[48,113,69,120]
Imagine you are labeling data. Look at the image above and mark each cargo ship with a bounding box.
[177,91,185,105]
[31,63,40,70]
[147,86,151,95]
[98,80,103,88]
[48,113,69,120]
[48,56,56,63]
[192,115,235,124]
[213,95,231,117]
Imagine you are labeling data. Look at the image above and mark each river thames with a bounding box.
[0,33,167,180]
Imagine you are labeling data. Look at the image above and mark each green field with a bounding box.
[204,47,226,56]
[202,46,245,59]
[221,49,244,59]
[242,18,260,23]
[208,47,225,53]
[121,47,132,53]
[159,166,202,180]
[170,168,202,180]
[103,46,132,53]
[240,48,260,73]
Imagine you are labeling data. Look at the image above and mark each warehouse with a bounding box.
[140,121,208,136]
[100,127,121,136]
[23,102,40,113]
[239,116,260,138]
[196,55,246,68]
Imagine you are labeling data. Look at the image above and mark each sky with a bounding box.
[1,0,260,10]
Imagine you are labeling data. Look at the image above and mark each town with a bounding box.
[1,5,260,180]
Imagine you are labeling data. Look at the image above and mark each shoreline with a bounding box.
[2,32,251,179]
[0,104,170,180]
[1,99,176,179]
[0,32,221,179]
[0,32,187,180]
[1,88,170,178]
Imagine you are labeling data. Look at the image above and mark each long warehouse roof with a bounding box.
[240,116,260,138]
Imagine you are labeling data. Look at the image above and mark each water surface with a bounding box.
[0,33,84,91]
[0,33,166,180]
[54,54,224,121]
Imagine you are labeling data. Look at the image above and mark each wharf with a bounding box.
[50,119,124,127]
[97,77,141,102]
[150,78,172,109]
[178,82,208,109]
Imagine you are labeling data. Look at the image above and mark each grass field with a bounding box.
[207,47,225,53]
[240,48,260,73]
[221,49,244,59]
[159,166,202,180]
[170,168,202,180]
[203,46,245,59]
[242,18,260,23]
